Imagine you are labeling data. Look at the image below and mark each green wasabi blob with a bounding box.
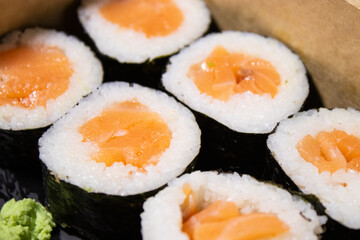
[0,198,55,240]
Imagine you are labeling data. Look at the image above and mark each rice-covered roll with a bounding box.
[162,31,309,134]
[162,31,309,175]
[78,0,211,63]
[39,82,201,239]
[141,171,326,240]
[267,108,360,229]
[0,28,103,166]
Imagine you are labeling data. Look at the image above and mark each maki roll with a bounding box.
[0,28,103,166]
[78,0,211,63]
[267,108,360,229]
[162,31,308,134]
[39,82,201,238]
[141,171,326,239]
[161,31,309,175]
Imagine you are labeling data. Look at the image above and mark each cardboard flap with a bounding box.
[0,0,75,37]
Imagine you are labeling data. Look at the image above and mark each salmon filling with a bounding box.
[297,130,360,173]
[187,46,281,101]
[181,184,289,240]
[100,0,184,38]
[0,46,73,108]
[79,100,171,168]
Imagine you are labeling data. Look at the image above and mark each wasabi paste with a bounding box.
[0,198,55,240]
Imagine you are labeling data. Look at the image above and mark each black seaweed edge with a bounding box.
[0,127,48,168]
[265,136,360,239]
[41,152,198,240]
[160,80,270,179]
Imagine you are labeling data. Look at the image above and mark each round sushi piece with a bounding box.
[141,171,326,240]
[162,31,309,134]
[40,82,200,195]
[39,82,200,238]
[78,0,211,63]
[0,28,102,166]
[267,108,360,229]
[0,28,103,130]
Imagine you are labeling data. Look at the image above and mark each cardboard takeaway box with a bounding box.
[1,0,360,109]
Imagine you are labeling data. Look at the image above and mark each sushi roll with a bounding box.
[162,31,308,134]
[0,28,103,167]
[141,171,326,240]
[161,31,309,175]
[39,82,201,239]
[267,108,360,229]
[78,0,211,64]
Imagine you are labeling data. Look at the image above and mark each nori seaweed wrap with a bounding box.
[162,31,309,174]
[77,0,211,90]
[267,108,360,234]
[0,28,102,167]
[39,82,201,239]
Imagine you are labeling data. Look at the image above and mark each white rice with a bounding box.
[267,108,360,229]
[0,28,103,130]
[141,171,326,240]
[39,82,201,196]
[78,0,210,63]
[162,31,309,134]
